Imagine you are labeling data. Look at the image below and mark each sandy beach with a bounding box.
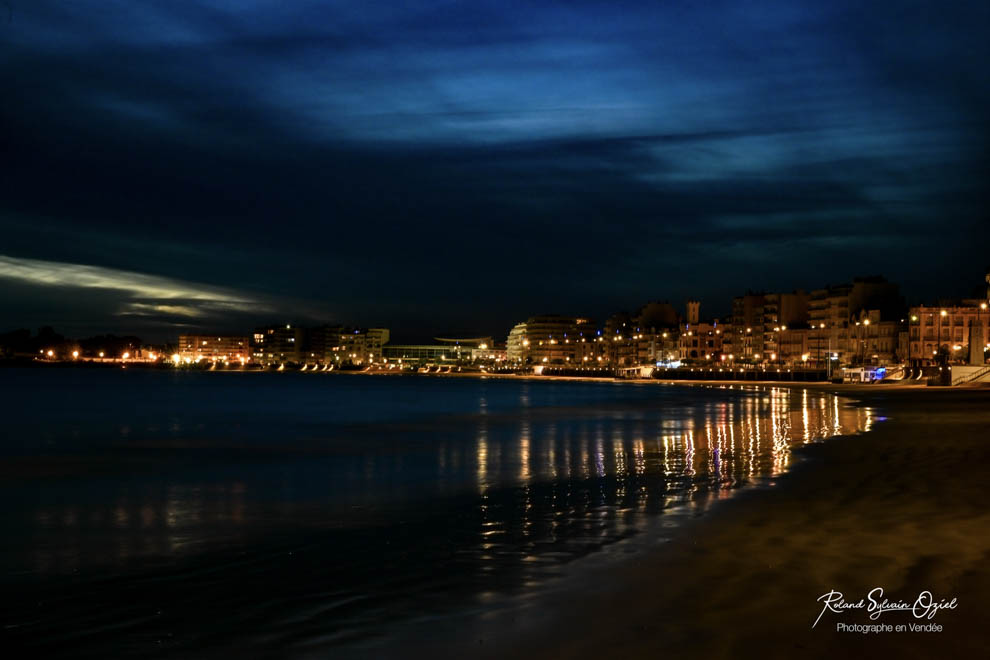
[369,383,990,659]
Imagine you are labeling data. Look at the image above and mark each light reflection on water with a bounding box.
[0,372,872,656]
[466,385,867,496]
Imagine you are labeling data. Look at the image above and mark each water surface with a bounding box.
[0,368,871,656]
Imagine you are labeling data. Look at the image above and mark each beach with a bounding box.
[366,383,990,659]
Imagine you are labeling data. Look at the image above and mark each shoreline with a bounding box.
[358,385,990,659]
[5,360,981,396]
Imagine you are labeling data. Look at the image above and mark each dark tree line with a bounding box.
[0,327,143,359]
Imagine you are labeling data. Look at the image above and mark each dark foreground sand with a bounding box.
[380,384,990,659]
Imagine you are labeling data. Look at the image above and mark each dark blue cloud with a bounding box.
[1,1,988,339]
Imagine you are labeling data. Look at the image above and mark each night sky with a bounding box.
[2,1,989,341]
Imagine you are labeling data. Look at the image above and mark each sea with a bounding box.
[0,367,872,657]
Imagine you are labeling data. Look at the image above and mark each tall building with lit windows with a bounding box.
[505,315,597,365]
[599,309,679,367]
[730,293,766,359]
[336,328,390,365]
[807,277,904,365]
[253,324,306,364]
[306,325,344,363]
[177,335,251,362]
[250,324,390,365]
[726,291,808,362]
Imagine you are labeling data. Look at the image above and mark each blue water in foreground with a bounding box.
[0,368,871,656]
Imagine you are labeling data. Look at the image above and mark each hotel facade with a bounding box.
[177,335,251,362]
[908,302,989,365]
[506,315,598,365]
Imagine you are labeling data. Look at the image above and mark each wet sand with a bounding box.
[379,384,990,659]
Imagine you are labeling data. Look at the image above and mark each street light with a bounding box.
[981,304,989,354]
[816,322,826,370]
[861,319,871,365]
[938,310,947,364]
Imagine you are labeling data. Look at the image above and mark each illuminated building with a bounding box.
[337,328,390,365]
[178,334,250,362]
[472,344,507,363]
[433,337,492,361]
[909,302,989,365]
[382,337,492,365]
[762,290,809,339]
[602,310,679,367]
[381,345,453,363]
[678,321,725,361]
[306,325,344,363]
[677,302,725,361]
[251,325,389,365]
[253,324,306,364]
[906,271,990,366]
[727,291,808,362]
[807,277,904,366]
[729,293,766,359]
[506,315,596,365]
[633,302,680,366]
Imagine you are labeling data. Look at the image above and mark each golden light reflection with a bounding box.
[466,387,873,568]
[16,388,874,586]
[476,424,489,493]
[519,420,531,483]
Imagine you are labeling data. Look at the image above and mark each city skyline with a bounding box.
[2,1,990,340]
[7,269,990,369]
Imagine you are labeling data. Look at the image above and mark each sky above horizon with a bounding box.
[2,1,989,341]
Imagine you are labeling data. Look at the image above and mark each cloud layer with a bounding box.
[2,1,989,338]
[0,254,269,327]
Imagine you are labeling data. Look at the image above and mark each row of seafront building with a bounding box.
[176,326,499,367]
[177,325,390,366]
[503,273,990,370]
[173,271,990,371]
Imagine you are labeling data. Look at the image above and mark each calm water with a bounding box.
[0,368,872,657]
